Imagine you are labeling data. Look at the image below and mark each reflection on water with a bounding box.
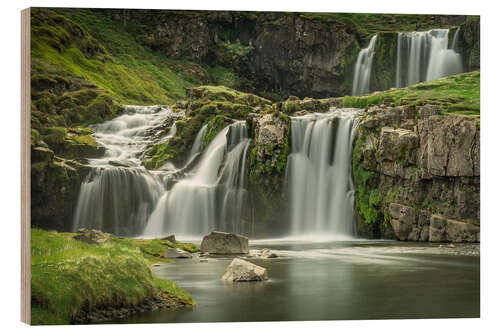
[108,241,479,323]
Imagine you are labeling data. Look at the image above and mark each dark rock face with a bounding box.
[353,104,480,242]
[31,148,90,231]
[101,10,471,99]
[458,19,480,71]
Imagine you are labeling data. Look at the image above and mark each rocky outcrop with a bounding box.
[221,258,268,282]
[31,147,91,231]
[73,228,109,244]
[353,104,480,242]
[200,231,249,254]
[247,112,291,234]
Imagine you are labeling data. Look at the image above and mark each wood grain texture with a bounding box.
[21,7,31,325]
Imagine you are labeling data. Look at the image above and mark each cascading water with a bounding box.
[142,121,251,238]
[285,109,361,239]
[352,35,378,96]
[72,105,182,236]
[395,28,463,88]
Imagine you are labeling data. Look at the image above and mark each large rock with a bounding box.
[221,258,268,282]
[418,115,479,177]
[73,228,108,244]
[164,248,192,259]
[200,231,249,254]
[161,234,176,243]
[388,203,416,240]
[429,214,480,243]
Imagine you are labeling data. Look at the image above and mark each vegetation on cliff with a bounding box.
[31,229,196,325]
[342,71,480,116]
[143,86,271,169]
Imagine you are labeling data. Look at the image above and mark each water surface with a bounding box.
[109,241,479,323]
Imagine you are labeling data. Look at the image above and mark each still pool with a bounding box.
[109,240,479,323]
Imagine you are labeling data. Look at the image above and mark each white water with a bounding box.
[352,35,378,96]
[395,28,463,88]
[72,106,180,235]
[285,109,361,239]
[142,121,251,238]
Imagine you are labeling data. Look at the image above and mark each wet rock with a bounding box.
[389,203,416,240]
[164,248,193,259]
[260,248,278,258]
[221,258,268,282]
[161,234,176,243]
[108,160,137,168]
[73,228,108,244]
[200,231,249,254]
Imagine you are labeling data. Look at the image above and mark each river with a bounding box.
[108,240,479,323]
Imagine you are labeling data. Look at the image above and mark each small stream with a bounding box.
[108,241,479,323]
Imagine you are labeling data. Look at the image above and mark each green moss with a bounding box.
[342,71,480,116]
[203,115,234,148]
[30,229,195,325]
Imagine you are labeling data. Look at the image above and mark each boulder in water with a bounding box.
[164,248,192,259]
[200,231,249,254]
[260,248,278,259]
[161,234,176,244]
[221,258,268,282]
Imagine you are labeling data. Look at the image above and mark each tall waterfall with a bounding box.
[285,109,361,239]
[143,121,250,238]
[352,35,378,96]
[395,29,463,88]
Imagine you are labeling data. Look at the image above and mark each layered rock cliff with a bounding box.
[352,104,480,242]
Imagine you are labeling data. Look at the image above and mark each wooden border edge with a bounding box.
[21,7,31,325]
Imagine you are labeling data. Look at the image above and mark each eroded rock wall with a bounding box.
[353,104,480,242]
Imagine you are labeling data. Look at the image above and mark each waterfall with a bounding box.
[352,35,378,96]
[285,109,361,239]
[395,29,463,88]
[143,121,251,238]
[72,105,179,236]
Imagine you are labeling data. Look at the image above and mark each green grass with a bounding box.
[31,8,208,106]
[31,229,195,325]
[296,13,477,39]
[342,71,480,116]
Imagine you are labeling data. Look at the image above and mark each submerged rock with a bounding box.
[200,231,249,254]
[221,258,268,282]
[259,248,278,259]
[164,248,192,259]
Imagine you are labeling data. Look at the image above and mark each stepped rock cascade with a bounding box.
[285,109,361,239]
[72,105,182,236]
[143,121,251,238]
[352,35,378,96]
[395,29,463,88]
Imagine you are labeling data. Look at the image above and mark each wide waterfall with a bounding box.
[143,121,251,238]
[285,109,361,239]
[352,35,378,96]
[72,102,251,237]
[395,28,463,88]
[72,105,180,235]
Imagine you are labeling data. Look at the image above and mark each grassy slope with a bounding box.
[32,8,208,105]
[31,229,197,325]
[342,71,480,116]
[298,13,479,39]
